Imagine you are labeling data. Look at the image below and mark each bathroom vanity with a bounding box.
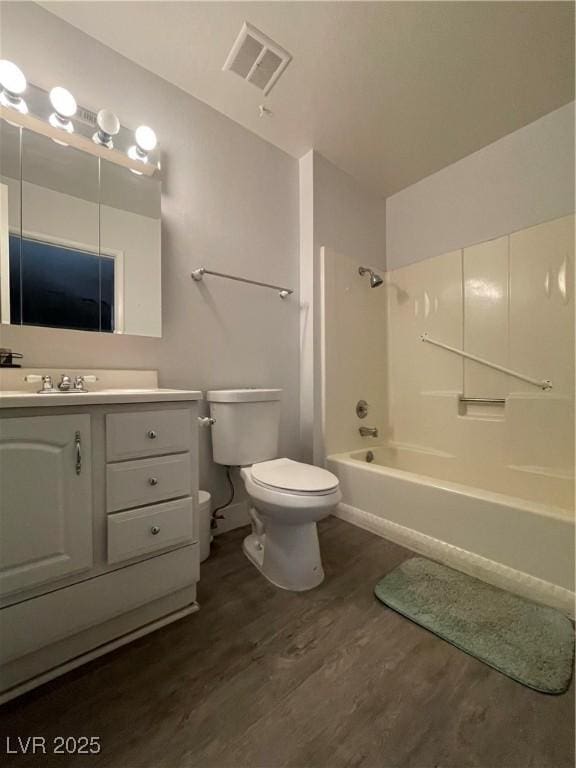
[0,370,202,702]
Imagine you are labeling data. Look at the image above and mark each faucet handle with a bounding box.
[25,374,55,393]
[72,375,98,391]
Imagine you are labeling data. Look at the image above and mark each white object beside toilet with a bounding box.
[206,389,341,591]
[198,490,212,563]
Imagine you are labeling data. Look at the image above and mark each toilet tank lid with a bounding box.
[206,388,282,403]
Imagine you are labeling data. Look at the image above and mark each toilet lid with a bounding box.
[251,458,339,494]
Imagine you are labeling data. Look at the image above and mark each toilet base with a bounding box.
[243,520,325,592]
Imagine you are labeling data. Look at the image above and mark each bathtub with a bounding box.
[327,445,575,615]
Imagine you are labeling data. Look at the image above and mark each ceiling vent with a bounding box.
[223,22,292,95]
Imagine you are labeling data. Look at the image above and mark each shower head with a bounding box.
[358,266,384,288]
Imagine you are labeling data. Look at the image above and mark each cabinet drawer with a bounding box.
[106,409,191,461]
[107,498,195,564]
[107,454,191,512]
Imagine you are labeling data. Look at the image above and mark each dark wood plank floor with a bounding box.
[1,518,574,768]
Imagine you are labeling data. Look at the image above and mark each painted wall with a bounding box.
[299,150,387,463]
[314,154,386,272]
[386,103,575,270]
[0,3,300,509]
[321,247,387,457]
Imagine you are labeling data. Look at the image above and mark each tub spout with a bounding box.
[359,426,379,438]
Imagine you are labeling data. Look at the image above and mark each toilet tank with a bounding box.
[206,389,282,466]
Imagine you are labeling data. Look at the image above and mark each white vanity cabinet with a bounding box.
[0,414,93,597]
[0,388,202,703]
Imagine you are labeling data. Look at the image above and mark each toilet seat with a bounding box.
[250,458,339,497]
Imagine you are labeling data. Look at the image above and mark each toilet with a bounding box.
[206,389,341,591]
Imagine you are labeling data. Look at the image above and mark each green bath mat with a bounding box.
[374,557,574,694]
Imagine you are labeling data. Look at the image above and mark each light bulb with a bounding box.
[48,86,76,133]
[128,125,157,166]
[135,125,157,152]
[49,86,77,118]
[0,60,28,114]
[93,109,120,148]
[0,60,26,95]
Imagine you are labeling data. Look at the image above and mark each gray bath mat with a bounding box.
[374,557,574,694]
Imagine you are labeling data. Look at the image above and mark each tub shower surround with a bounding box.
[323,214,575,614]
[386,213,574,508]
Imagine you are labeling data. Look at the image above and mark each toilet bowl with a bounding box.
[206,389,341,591]
[240,459,341,591]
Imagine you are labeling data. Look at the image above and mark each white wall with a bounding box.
[299,151,387,462]
[299,151,315,465]
[387,103,575,270]
[321,247,387,457]
[0,3,300,509]
[314,154,386,271]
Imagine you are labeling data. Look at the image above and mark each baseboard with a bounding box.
[214,500,250,535]
[335,503,575,618]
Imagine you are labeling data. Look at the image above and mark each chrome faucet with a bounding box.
[24,373,97,394]
[59,374,97,392]
[58,374,72,391]
[359,426,379,438]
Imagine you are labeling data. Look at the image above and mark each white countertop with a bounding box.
[0,388,203,408]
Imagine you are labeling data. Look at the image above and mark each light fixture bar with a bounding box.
[0,104,157,177]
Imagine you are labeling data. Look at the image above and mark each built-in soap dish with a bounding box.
[458,396,506,419]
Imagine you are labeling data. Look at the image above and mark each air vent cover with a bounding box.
[223,22,292,95]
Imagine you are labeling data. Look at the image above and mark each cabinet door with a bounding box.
[0,414,93,597]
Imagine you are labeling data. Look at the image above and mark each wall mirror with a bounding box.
[0,118,162,337]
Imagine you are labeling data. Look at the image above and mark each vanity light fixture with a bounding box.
[92,108,120,148]
[0,59,28,114]
[0,60,160,177]
[48,86,77,133]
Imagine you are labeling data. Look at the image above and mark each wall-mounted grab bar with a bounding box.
[421,334,552,391]
[459,397,506,405]
[191,267,293,299]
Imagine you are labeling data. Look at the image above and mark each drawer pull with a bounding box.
[150,525,161,535]
[147,429,158,439]
[148,477,159,486]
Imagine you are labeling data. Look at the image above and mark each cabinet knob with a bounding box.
[148,477,159,486]
[150,525,161,535]
[147,429,158,439]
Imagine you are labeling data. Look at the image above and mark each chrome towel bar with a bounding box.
[191,267,293,299]
[459,397,506,405]
[421,334,552,391]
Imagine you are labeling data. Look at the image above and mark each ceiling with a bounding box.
[41,1,575,198]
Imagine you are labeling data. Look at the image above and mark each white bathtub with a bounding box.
[327,446,575,615]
